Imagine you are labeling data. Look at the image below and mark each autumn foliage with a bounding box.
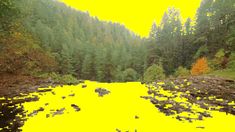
[191,57,209,75]
[0,31,57,75]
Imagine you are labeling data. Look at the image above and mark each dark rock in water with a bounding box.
[140,96,152,100]
[199,111,211,118]
[147,90,154,95]
[150,98,158,104]
[196,126,205,129]
[52,108,65,117]
[175,115,193,122]
[69,93,75,97]
[116,128,121,132]
[163,109,175,116]
[37,89,53,93]
[198,115,203,120]
[210,107,216,111]
[28,107,44,117]
[95,88,110,97]
[71,104,80,112]
[82,84,87,88]
[135,115,139,119]
[38,107,44,111]
[230,108,235,115]
[219,107,235,115]
[176,115,182,121]
[78,80,85,83]
[199,103,209,110]
[46,114,50,118]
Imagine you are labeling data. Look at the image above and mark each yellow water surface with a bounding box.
[19,81,235,132]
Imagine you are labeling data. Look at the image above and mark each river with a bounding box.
[0,81,235,132]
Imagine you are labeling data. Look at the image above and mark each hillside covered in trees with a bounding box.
[0,0,235,83]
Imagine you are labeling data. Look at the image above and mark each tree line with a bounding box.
[0,0,234,82]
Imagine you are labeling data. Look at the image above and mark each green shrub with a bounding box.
[144,64,165,83]
[37,72,53,79]
[194,45,209,59]
[210,49,225,70]
[122,68,138,82]
[227,52,235,71]
[60,74,79,84]
[174,66,190,77]
[228,61,235,70]
[38,72,78,85]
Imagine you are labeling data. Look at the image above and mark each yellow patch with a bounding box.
[157,82,165,85]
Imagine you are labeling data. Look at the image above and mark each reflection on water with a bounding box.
[0,81,235,132]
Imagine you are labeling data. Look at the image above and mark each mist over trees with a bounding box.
[0,0,234,82]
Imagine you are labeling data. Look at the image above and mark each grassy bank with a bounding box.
[209,70,235,80]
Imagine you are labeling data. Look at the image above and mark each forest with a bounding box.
[0,0,235,83]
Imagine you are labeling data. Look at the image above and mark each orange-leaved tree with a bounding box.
[191,57,210,75]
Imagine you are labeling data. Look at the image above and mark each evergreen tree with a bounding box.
[60,45,74,75]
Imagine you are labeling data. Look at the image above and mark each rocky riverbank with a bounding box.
[0,74,83,132]
[0,78,235,131]
[142,76,235,122]
[0,74,81,98]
